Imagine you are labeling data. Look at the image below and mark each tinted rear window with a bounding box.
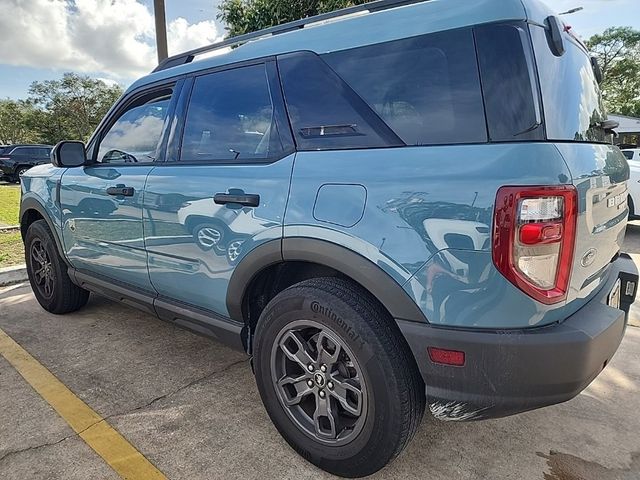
[530,25,606,142]
[278,51,402,150]
[323,28,487,146]
[475,24,542,141]
[623,151,634,160]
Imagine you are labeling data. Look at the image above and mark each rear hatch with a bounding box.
[529,20,629,302]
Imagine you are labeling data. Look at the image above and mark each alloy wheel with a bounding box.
[30,240,55,298]
[271,319,367,446]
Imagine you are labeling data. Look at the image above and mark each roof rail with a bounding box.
[152,0,427,73]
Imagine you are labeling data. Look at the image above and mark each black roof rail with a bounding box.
[152,0,427,73]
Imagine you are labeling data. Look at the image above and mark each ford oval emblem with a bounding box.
[581,248,597,267]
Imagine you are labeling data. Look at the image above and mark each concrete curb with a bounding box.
[0,225,20,232]
[0,264,28,286]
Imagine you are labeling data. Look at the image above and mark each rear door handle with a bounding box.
[214,193,260,207]
[106,186,135,197]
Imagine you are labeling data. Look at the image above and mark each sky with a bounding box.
[0,0,639,100]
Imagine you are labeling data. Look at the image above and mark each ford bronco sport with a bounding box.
[19,0,639,476]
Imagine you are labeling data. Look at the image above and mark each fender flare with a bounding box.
[226,237,428,324]
[20,196,69,266]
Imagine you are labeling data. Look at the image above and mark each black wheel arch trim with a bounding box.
[226,237,428,324]
[19,196,70,267]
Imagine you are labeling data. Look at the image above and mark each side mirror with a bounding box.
[51,141,87,168]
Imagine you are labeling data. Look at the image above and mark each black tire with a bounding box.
[25,220,89,314]
[15,166,29,183]
[253,277,425,478]
[629,195,635,219]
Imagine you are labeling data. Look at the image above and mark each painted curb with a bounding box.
[0,264,28,286]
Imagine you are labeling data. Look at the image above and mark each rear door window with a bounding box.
[623,151,634,160]
[475,24,543,141]
[180,63,285,162]
[323,28,487,146]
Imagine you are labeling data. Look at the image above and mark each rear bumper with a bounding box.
[398,253,638,421]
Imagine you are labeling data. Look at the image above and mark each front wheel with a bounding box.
[25,220,89,314]
[253,277,425,477]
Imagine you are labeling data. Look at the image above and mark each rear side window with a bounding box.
[278,52,402,150]
[475,24,542,141]
[181,64,284,162]
[323,28,487,146]
[623,151,634,160]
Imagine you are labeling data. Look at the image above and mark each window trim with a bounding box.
[87,79,184,167]
[169,58,295,166]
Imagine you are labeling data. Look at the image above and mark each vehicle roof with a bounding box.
[129,0,555,93]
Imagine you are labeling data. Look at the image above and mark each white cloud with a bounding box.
[0,0,224,81]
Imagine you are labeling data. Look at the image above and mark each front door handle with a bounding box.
[106,186,135,197]
[214,192,260,207]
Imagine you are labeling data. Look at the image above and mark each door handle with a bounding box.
[214,193,260,207]
[106,186,135,197]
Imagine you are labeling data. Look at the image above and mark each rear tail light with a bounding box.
[493,186,577,304]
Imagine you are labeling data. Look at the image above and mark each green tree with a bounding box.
[27,73,123,144]
[587,27,640,117]
[0,99,40,145]
[217,0,368,37]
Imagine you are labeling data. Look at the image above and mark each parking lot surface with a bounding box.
[2,225,640,479]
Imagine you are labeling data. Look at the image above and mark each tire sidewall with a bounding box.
[25,221,66,312]
[254,287,404,471]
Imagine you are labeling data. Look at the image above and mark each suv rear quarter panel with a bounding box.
[285,143,574,328]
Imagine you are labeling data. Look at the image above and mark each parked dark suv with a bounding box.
[0,144,52,183]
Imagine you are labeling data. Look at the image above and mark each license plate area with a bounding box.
[608,278,621,309]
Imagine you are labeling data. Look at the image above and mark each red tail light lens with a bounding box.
[492,186,577,304]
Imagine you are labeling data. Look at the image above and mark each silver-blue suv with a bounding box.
[19,0,639,476]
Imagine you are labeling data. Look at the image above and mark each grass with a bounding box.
[0,183,23,267]
[0,231,24,268]
[0,183,20,226]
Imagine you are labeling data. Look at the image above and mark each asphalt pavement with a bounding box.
[1,223,640,479]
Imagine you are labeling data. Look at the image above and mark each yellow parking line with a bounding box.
[0,327,167,480]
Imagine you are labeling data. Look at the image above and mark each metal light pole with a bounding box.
[153,0,169,63]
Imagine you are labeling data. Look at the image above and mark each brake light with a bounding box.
[492,186,577,304]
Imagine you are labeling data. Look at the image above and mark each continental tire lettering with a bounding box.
[310,301,365,349]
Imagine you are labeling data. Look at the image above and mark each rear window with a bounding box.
[530,25,606,142]
[623,151,634,160]
[323,28,487,146]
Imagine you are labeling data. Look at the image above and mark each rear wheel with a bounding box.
[253,277,425,477]
[25,220,89,314]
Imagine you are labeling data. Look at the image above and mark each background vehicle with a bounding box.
[18,0,638,477]
[624,149,640,219]
[0,144,52,183]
